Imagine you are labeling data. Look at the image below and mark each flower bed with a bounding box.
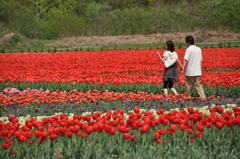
[0,48,240,158]
[1,104,240,158]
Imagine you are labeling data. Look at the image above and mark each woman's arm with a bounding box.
[163,57,167,61]
[156,52,165,63]
[177,59,184,70]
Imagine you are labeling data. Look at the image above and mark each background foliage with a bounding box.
[0,0,240,39]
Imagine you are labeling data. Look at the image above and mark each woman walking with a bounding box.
[157,40,183,95]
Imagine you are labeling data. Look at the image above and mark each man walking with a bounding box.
[182,36,206,100]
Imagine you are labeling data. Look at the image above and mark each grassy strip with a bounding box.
[1,82,239,97]
[203,67,240,72]
[1,95,239,117]
[1,41,239,53]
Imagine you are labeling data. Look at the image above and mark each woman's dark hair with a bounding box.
[185,36,194,44]
[166,40,175,52]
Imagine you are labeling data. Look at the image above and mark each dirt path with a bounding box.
[45,30,240,46]
[0,30,240,47]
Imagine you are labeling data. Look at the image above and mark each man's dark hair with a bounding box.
[166,40,175,52]
[185,36,194,45]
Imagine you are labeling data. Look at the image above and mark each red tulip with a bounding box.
[123,133,130,139]
[162,141,167,145]
[56,152,62,158]
[187,129,193,134]
[196,131,203,137]
[35,131,42,137]
[234,112,240,117]
[41,132,48,138]
[1,130,9,136]
[163,119,168,125]
[187,107,194,114]
[54,128,60,134]
[129,135,136,140]
[22,126,30,132]
[50,134,57,140]
[119,109,125,114]
[205,122,212,128]
[215,106,224,113]
[11,150,17,155]
[133,107,140,114]
[47,128,54,135]
[169,124,178,131]
[193,115,199,123]
[109,127,116,135]
[154,132,160,139]
[156,109,164,115]
[26,132,33,138]
[4,137,11,143]
[216,122,224,129]
[188,123,194,128]
[180,124,187,131]
[18,135,27,142]
[111,120,118,127]
[52,122,58,128]
[1,143,9,149]
[60,127,67,133]
[74,125,80,132]
[37,127,44,132]
[29,140,34,144]
[209,108,215,112]
[86,126,93,134]
[155,139,161,143]
[66,131,72,138]
[196,124,204,131]
[118,120,125,126]
[88,120,95,126]
[26,122,33,128]
[158,129,167,135]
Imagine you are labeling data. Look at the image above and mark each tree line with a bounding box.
[0,0,239,40]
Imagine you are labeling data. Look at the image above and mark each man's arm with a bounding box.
[182,60,188,73]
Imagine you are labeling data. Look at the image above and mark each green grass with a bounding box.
[1,39,239,53]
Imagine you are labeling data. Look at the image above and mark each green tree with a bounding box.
[215,0,240,32]
[86,2,117,36]
[92,0,152,9]
[152,4,192,33]
[0,0,18,24]
[17,0,76,19]
[11,10,50,39]
[48,10,87,38]
[115,7,156,35]
[196,0,221,30]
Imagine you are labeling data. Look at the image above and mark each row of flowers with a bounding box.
[0,87,214,107]
[1,48,239,72]
[1,104,240,151]
[0,103,238,127]
[1,70,240,87]
[0,48,239,86]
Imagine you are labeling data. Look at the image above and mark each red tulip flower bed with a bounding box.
[0,48,240,158]
[1,105,240,158]
[0,48,239,86]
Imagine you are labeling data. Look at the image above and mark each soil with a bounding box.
[0,30,240,47]
[45,30,240,46]
[0,33,31,47]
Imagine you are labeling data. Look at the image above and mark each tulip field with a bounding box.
[0,48,240,158]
